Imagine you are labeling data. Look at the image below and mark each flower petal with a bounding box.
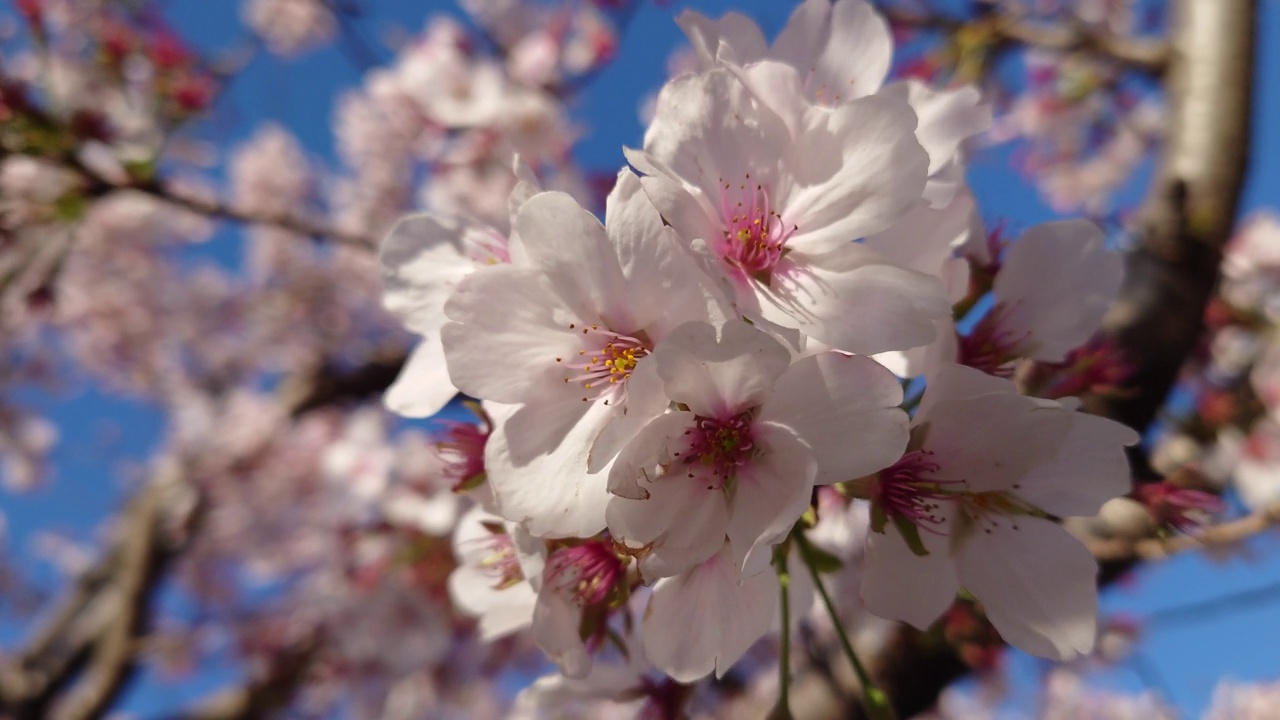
[783,93,930,254]
[485,401,613,538]
[654,320,792,419]
[442,266,581,405]
[384,338,457,418]
[642,543,777,683]
[994,220,1123,362]
[773,0,891,104]
[515,191,637,331]
[756,245,950,355]
[861,512,959,630]
[763,352,908,484]
[956,517,1099,660]
[729,422,818,576]
[1015,409,1139,517]
[380,213,487,335]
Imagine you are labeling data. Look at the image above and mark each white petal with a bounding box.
[763,353,907,484]
[607,170,732,336]
[862,190,976,282]
[773,0,891,103]
[380,213,485,335]
[383,339,457,418]
[729,422,817,576]
[654,320,792,419]
[607,479,729,580]
[995,220,1123,362]
[515,191,637,331]
[755,245,950,356]
[441,266,580,405]
[675,9,768,68]
[880,81,991,185]
[641,543,777,683]
[486,401,613,538]
[1015,410,1138,518]
[448,564,537,641]
[783,93,930,254]
[917,391,1071,494]
[956,517,1099,660]
[607,411,694,500]
[533,590,592,678]
[861,513,958,630]
[636,68,790,207]
[916,361,1015,420]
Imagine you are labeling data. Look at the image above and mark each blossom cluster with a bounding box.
[380,0,1139,705]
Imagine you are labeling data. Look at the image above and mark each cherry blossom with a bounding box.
[860,363,1137,659]
[628,62,950,354]
[607,319,907,578]
[442,172,729,537]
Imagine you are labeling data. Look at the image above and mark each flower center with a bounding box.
[557,323,651,404]
[679,412,756,490]
[437,421,488,492]
[477,534,524,591]
[957,303,1033,377]
[715,175,795,278]
[545,541,627,608]
[871,450,965,533]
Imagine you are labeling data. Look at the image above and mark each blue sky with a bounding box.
[3,0,1280,716]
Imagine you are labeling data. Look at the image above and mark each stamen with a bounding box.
[874,450,966,533]
[473,534,524,591]
[681,411,756,490]
[957,303,1033,377]
[714,175,795,278]
[558,325,650,402]
[545,541,626,608]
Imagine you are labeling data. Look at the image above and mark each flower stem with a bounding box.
[794,531,897,720]
[767,545,794,720]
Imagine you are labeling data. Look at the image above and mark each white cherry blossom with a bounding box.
[443,171,729,537]
[627,63,949,355]
[860,363,1137,660]
[607,319,907,578]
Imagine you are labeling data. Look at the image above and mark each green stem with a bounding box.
[768,546,794,720]
[795,532,897,720]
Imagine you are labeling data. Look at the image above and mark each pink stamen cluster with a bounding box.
[558,323,650,403]
[1042,336,1133,399]
[1135,481,1224,533]
[714,175,795,277]
[679,411,756,490]
[545,540,626,608]
[957,304,1033,377]
[875,450,965,532]
[438,421,488,492]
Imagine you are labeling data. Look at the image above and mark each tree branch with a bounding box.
[1089,500,1280,562]
[882,7,1170,73]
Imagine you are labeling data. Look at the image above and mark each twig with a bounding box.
[882,7,1170,73]
[1088,501,1280,561]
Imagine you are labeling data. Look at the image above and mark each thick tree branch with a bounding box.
[1086,0,1255,448]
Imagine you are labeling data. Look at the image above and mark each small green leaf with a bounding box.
[454,471,487,493]
[802,542,844,575]
[892,515,930,557]
[870,502,888,534]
